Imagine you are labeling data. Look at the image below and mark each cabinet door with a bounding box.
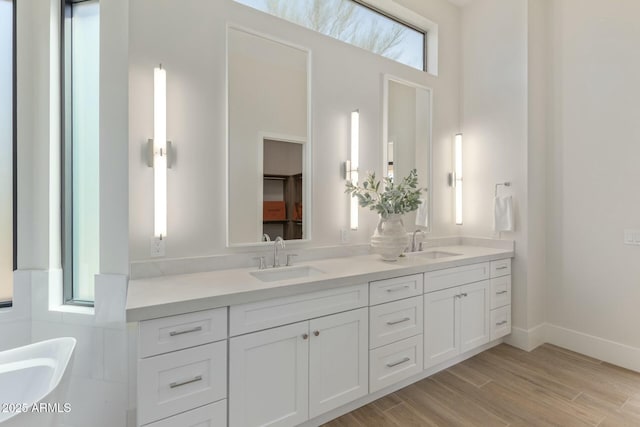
[309,308,368,418]
[460,280,491,353]
[424,287,460,369]
[229,321,309,427]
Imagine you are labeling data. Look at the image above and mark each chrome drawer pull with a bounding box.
[386,285,410,293]
[169,375,203,389]
[386,357,411,368]
[169,326,203,336]
[496,320,508,326]
[496,290,508,295]
[496,266,508,270]
[387,317,411,326]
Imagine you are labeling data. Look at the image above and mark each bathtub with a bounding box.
[0,338,76,427]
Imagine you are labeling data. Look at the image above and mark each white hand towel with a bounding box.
[415,197,428,228]
[493,196,514,232]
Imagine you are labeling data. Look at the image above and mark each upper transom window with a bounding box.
[234,0,427,71]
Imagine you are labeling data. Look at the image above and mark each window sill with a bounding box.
[50,304,95,316]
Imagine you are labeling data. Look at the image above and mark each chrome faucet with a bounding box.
[273,236,285,267]
[411,230,426,252]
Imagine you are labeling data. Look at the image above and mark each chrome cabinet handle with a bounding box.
[386,317,411,326]
[313,331,320,337]
[386,285,410,293]
[302,333,309,340]
[496,266,508,270]
[496,290,508,295]
[169,375,202,389]
[496,320,508,326]
[386,357,411,368]
[169,326,203,337]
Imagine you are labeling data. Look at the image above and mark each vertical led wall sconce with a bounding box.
[345,110,360,230]
[147,65,171,240]
[452,133,463,225]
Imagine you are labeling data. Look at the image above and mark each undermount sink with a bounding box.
[250,265,325,282]
[407,250,462,259]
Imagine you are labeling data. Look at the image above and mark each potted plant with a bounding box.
[346,169,425,261]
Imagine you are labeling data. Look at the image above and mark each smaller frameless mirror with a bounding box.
[383,75,432,231]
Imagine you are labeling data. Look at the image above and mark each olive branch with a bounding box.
[345,169,425,219]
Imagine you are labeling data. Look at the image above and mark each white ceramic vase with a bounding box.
[371,214,409,261]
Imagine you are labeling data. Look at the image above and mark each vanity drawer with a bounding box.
[425,263,490,293]
[145,400,226,427]
[369,296,423,349]
[230,284,368,336]
[139,307,228,358]
[137,341,227,426]
[369,335,423,393]
[369,274,423,305]
[490,276,511,309]
[490,259,511,278]
[490,306,511,341]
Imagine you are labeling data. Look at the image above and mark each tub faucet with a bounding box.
[411,230,426,252]
[273,236,285,267]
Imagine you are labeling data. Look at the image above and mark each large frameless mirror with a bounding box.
[227,27,311,246]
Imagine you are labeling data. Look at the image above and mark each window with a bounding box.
[0,0,15,308]
[234,0,426,71]
[62,0,100,305]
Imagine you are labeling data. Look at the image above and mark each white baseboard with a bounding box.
[544,323,640,373]
[505,323,640,373]
[504,324,545,351]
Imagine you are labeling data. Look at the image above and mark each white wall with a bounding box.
[460,0,530,331]
[129,0,462,262]
[526,0,549,334]
[546,0,640,350]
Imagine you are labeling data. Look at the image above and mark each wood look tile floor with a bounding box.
[323,344,640,427]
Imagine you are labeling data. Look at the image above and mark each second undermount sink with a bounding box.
[408,250,462,259]
[250,265,325,283]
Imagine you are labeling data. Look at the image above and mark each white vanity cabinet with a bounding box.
[489,259,512,340]
[131,253,513,427]
[136,307,228,427]
[424,263,492,369]
[228,287,369,427]
[368,274,424,392]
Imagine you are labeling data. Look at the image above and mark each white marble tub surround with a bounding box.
[126,239,514,322]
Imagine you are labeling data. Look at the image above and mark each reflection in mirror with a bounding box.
[262,139,303,241]
[383,76,432,230]
[227,27,310,246]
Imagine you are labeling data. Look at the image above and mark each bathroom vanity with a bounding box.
[127,243,513,427]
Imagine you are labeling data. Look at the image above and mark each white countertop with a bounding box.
[126,244,514,322]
